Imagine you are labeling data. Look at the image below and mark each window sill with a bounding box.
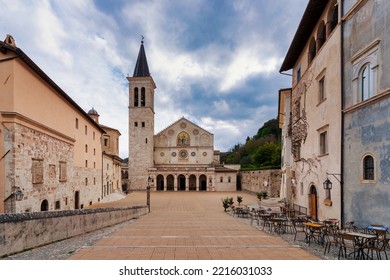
[344,89,390,113]
[316,98,327,107]
[318,153,329,158]
[361,180,377,184]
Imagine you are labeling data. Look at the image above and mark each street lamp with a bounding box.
[323,178,332,190]
[5,187,24,212]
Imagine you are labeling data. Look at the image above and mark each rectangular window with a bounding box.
[142,122,145,128]
[85,160,88,168]
[85,144,88,153]
[320,131,328,155]
[94,162,96,168]
[103,137,109,147]
[85,178,88,186]
[93,148,96,155]
[319,77,325,102]
[59,161,67,182]
[55,200,61,210]
[85,125,88,135]
[32,158,44,184]
[75,118,79,129]
[93,132,96,140]
[134,122,138,127]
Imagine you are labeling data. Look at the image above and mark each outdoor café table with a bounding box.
[270,217,288,234]
[366,225,389,238]
[304,222,325,245]
[345,232,376,260]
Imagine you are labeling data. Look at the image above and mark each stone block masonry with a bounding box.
[240,169,281,197]
[0,206,147,257]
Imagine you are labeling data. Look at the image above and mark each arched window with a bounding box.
[308,37,316,65]
[41,199,48,211]
[328,1,338,33]
[363,155,375,181]
[360,63,374,101]
[316,21,326,51]
[134,87,139,107]
[141,87,146,106]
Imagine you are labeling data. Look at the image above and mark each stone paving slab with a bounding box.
[68,192,319,260]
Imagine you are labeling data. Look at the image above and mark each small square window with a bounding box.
[134,122,138,127]
[55,200,61,210]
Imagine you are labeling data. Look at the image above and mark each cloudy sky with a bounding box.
[0,0,307,158]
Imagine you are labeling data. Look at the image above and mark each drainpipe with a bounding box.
[340,0,345,227]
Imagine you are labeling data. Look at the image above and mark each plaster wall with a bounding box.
[290,3,342,221]
[342,0,390,227]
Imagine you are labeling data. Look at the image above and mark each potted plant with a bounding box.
[237,196,243,205]
[222,197,231,212]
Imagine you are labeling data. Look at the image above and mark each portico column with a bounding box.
[174,174,178,191]
[196,174,199,191]
[185,175,189,191]
[164,175,167,191]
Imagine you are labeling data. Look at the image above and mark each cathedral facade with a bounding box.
[127,41,239,191]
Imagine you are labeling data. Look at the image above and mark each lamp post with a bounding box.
[7,187,24,213]
[147,176,151,213]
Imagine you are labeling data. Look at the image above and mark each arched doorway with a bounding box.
[157,175,164,191]
[167,175,174,191]
[178,174,186,191]
[74,191,80,209]
[199,175,207,191]
[309,185,318,221]
[189,175,196,191]
[40,199,48,211]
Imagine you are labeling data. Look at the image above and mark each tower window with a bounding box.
[134,122,138,127]
[134,87,139,107]
[141,87,146,106]
[142,122,145,127]
[145,138,148,144]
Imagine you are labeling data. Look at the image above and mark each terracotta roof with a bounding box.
[279,0,329,72]
[133,40,150,77]
[0,37,105,134]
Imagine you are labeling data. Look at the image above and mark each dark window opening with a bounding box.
[141,87,146,106]
[134,87,139,107]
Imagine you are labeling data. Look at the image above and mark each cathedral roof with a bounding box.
[133,40,150,77]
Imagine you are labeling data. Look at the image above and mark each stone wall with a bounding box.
[0,206,147,257]
[240,169,281,197]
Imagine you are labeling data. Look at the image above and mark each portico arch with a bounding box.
[167,175,174,191]
[199,175,207,191]
[189,175,196,191]
[178,174,186,191]
[156,174,164,191]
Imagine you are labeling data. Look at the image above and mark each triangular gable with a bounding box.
[155,117,213,137]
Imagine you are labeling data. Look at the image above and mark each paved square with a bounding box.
[68,192,319,260]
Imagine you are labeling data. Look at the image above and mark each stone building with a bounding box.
[279,0,341,221]
[0,35,107,213]
[88,108,122,198]
[127,41,239,191]
[342,0,390,227]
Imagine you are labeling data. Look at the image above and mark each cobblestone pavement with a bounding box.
[1,192,335,260]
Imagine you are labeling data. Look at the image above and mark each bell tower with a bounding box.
[127,39,156,190]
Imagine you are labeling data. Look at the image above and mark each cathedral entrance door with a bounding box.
[179,176,186,191]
